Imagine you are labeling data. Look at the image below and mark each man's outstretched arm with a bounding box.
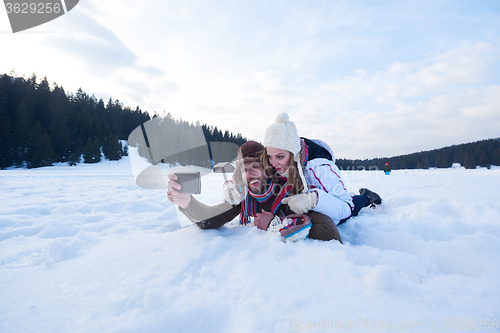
[167,173,240,229]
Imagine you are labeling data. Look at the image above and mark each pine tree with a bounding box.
[492,147,500,167]
[422,157,430,170]
[463,152,476,169]
[0,76,13,168]
[14,99,33,166]
[68,151,80,166]
[83,138,93,163]
[441,149,453,168]
[26,122,54,168]
[434,153,443,168]
[34,76,51,128]
[478,150,489,168]
[103,135,122,161]
[83,137,101,163]
[48,85,71,162]
[0,110,13,169]
[68,138,83,166]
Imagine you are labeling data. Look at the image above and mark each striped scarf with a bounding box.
[239,180,292,225]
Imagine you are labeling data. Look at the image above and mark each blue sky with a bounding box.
[1,0,499,159]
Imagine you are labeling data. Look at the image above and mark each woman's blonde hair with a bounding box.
[261,148,305,194]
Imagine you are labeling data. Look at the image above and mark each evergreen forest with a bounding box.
[1,72,498,171]
[0,72,246,169]
[336,138,500,171]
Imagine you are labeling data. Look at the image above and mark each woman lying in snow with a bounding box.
[168,114,381,242]
[168,140,342,242]
[254,112,382,230]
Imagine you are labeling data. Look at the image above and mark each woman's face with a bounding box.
[266,147,291,175]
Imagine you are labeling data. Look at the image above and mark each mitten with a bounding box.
[281,192,318,214]
[222,180,242,205]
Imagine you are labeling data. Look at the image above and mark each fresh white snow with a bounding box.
[1,157,500,332]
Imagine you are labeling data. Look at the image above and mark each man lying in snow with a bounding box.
[167,140,381,243]
[168,141,341,242]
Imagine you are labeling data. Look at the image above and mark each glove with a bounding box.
[281,192,318,214]
[222,180,243,205]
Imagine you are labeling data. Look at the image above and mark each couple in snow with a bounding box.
[167,113,381,243]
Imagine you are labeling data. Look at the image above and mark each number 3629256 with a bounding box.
[5,2,62,14]
[444,319,498,330]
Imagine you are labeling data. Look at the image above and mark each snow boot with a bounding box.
[359,188,382,205]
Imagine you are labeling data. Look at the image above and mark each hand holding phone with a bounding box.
[173,172,201,194]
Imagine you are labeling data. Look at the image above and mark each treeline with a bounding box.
[0,72,151,168]
[336,138,500,171]
[128,114,246,169]
[0,72,247,169]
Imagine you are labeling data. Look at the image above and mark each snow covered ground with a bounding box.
[1,157,500,333]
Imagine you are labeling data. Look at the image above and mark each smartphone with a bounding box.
[174,172,201,194]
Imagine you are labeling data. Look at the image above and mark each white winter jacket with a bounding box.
[302,139,354,224]
[222,139,354,224]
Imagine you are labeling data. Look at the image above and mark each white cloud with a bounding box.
[222,42,500,159]
[1,1,499,160]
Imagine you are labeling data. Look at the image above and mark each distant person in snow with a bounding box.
[256,113,382,227]
[167,141,343,242]
[384,162,391,175]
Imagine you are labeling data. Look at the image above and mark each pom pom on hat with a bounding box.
[275,113,289,124]
[263,113,301,158]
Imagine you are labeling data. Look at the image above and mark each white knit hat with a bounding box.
[264,113,308,193]
[263,113,301,158]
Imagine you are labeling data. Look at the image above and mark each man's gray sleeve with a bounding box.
[178,196,241,229]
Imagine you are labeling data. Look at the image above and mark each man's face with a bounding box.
[241,161,266,194]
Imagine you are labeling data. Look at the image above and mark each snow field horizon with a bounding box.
[1,156,499,332]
